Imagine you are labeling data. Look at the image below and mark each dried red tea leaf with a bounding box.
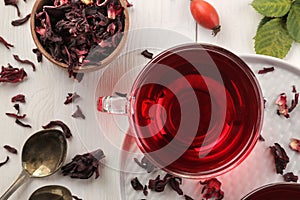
[134,156,156,173]
[292,85,297,93]
[4,0,20,16]
[0,156,9,167]
[15,119,32,128]
[164,174,183,195]
[6,113,26,119]
[11,94,25,103]
[148,175,168,192]
[42,120,72,138]
[72,195,82,200]
[184,195,194,200]
[275,93,289,118]
[200,178,224,200]
[32,48,43,63]
[131,177,144,191]
[0,65,27,83]
[270,143,289,174]
[13,103,20,113]
[123,0,132,7]
[0,36,14,49]
[289,138,300,153]
[258,67,274,74]
[64,92,80,105]
[141,50,153,59]
[72,105,85,119]
[13,54,36,71]
[3,145,18,154]
[258,134,265,142]
[11,14,31,26]
[288,93,299,113]
[61,149,105,179]
[143,185,148,196]
[283,172,298,182]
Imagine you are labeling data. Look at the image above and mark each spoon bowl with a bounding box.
[29,185,72,200]
[0,129,67,200]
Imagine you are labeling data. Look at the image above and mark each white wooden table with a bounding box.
[1,0,300,199]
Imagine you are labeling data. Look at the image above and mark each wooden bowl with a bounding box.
[30,0,129,72]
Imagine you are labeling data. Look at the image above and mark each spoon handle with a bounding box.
[0,170,30,200]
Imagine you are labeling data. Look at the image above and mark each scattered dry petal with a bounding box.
[61,149,105,179]
[275,93,289,118]
[270,143,289,174]
[0,36,14,49]
[4,0,20,16]
[32,48,43,63]
[0,65,27,83]
[289,138,300,153]
[258,67,274,74]
[131,177,144,191]
[283,172,298,182]
[200,178,224,200]
[15,119,32,128]
[13,54,36,71]
[141,50,153,59]
[0,156,9,167]
[64,92,80,105]
[3,145,18,154]
[42,120,72,138]
[11,14,31,26]
[6,112,26,119]
[184,195,194,200]
[11,94,25,103]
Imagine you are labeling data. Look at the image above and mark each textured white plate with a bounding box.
[119,54,300,200]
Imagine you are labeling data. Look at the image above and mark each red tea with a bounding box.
[242,184,300,200]
[130,44,263,177]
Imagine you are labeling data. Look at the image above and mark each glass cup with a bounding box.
[97,43,264,179]
[241,183,300,200]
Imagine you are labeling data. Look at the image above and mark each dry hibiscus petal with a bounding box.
[3,145,18,154]
[0,65,27,83]
[184,195,194,200]
[42,120,72,138]
[148,175,168,192]
[200,178,224,200]
[32,48,43,63]
[131,177,144,191]
[61,149,105,179]
[13,54,36,71]
[164,174,183,195]
[276,93,289,118]
[258,67,274,74]
[141,50,153,59]
[15,119,32,128]
[283,172,298,182]
[270,143,289,174]
[0,36,14,49]
[0,156,9,167]
[64,92,80,104]
[11,14,31,26]
[11,94,25,103]
[4,0,20,16]
[289,138,300,152]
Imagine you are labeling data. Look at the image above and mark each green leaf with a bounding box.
[252,0,292,17]
[254,18,293,59]
[257,17,273,31]
[287,2,300,42]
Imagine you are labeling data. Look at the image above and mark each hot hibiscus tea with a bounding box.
[98,44,264,178]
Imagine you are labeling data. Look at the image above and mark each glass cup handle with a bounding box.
[97,96,129,115]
